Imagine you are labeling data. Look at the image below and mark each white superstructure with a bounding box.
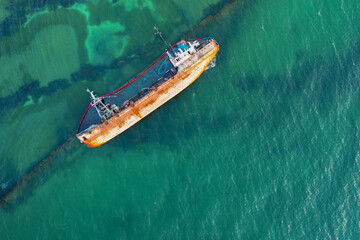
[167,40,201,68]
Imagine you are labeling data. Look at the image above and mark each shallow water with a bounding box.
[1,0,360,239]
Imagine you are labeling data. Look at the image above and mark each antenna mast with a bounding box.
[154,25,172,51]
[87,89,113,120]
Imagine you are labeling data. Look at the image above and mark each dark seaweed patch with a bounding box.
[0,47,141,114]
[70,64,108,82]
[0,0,78,39]
[202,0,237,17]
[0,78,71,112]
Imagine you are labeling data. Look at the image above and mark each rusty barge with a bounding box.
[76,28,219,147]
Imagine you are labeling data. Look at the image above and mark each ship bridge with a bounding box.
[167,40,200,68]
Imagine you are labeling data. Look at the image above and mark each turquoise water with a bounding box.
[1,0,360,239]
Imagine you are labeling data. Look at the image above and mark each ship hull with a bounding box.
[77,39,219,147]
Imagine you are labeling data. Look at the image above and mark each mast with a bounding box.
[154,25,177,73]
[87,89,113,120]
[154,25,172,51]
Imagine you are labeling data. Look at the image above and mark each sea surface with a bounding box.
[1,0,360,239]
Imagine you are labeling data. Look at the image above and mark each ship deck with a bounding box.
[77,38,211,134]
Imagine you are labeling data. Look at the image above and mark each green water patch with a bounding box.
[0,8,88,57]
[75,1,123,25]
[0,0,78,38]
[0,1,9,22]
[85,21,128,65]
[0,142,175,237]
[69,2,91,21]
[109,0,156,12]
[23,8,51,27]
[219,0,360,77]
[23,96,34,107]
[0,102,67,174]
[0,137,79,209]
[83,0,186,56]
[0,25,80,96]
[27,25,80,84]
[139,0,360,195]
[0,159,18,196]
[0,7,89,97]
[177,3,360,236]
[134,48,360,239]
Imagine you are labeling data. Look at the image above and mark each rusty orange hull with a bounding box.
[77,40,219,147]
